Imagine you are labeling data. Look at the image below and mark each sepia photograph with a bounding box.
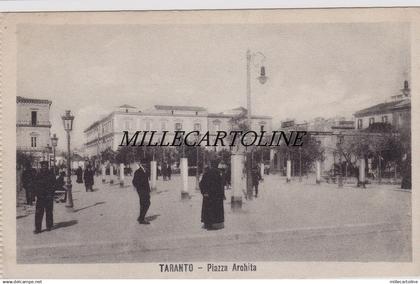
[2,7,419,279]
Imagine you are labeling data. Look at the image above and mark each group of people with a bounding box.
[75,164,95,192]
[131,160,263,231]
[23,158,263,234]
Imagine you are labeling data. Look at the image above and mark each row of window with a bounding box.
[357,115,388,129]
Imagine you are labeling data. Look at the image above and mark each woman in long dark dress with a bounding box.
[199,159,225,230]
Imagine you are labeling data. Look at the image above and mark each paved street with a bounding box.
[17,173,411,263]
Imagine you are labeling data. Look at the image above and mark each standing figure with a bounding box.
[76,166,83,184]
[167,163,172,180]
[199,159,225,230]
[161,162,168,181]
[83,164,95,192]
[251,165,262,198]
[22,162,36,205]
[132,163,151,225]
[34,161,56,234]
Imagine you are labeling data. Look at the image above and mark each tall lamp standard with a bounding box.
[62,110,75,211]
[51,133,58,174]
[246,49,268,199]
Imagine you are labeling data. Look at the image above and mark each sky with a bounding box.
[17,22,410,150]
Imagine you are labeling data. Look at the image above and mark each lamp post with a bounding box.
[62,110,75,210]
[246,49,268,200]
[51,133,58,174]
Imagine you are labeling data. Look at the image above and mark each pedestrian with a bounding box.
[76,166,83,184]
[22,162,36,205]
[251,165,262,198]
[34,161,56,234]
[83,164,95,192]
[132,162,151,225]
[167,163,172,180]
[55,171,66,203]
[161,162,167,181]
[199,159,225,230]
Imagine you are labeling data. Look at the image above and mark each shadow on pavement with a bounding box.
[145,214,160,222]
[53,220,78,230]
[74,201,106,213]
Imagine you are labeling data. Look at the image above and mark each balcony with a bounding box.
[16,120,52,128]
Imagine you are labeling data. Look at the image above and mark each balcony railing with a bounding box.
[16,120,52,127]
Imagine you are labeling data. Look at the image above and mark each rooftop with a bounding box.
[354,99,410,117]
[17,96,52,105]
[154,105,207,112]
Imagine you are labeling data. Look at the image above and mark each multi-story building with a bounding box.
[354,80,411,132]
[16,96,52,165]
[271,117,355,175]
[84,105,272,157]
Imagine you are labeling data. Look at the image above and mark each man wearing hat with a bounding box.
[34,161,56,234]
[132,162,151,225]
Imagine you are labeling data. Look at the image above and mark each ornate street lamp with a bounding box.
[62,110,75,210]
[51,133,58,174]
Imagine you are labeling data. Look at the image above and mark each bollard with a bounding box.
[260,162,264,178]
[101,164,106,183]
[180,158,189,199]
[119,163,124,187]
[231,154,244,210]
[150,160,157,191]
[359,158,366,188]
[286,160,291,183]
[316,160,321,184]
[109,165,114,184]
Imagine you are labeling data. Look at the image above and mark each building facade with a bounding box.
[16,96,52,165]
[354,80,411,132]
[84,105,272,157]
[271,117,355,176]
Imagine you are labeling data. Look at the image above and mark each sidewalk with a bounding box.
[16,173,411,262]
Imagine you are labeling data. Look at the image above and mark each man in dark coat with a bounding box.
[200,159,225,230]
[22,162,36,205]
[34,161,56,234]
[83,164,95,192]
[251,165,262,198]
[132,163,151,224]
[76,166,83,184]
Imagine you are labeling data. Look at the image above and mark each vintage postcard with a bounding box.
[1,8,419,278]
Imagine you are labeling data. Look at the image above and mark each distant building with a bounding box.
[354,80,411,132]
[16,96,52,166]
[271,117,355,175]
[84,105,272,157]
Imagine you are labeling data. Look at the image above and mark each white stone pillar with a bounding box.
[359,158,366,187]
[150,160,157,191]
[286,159,292,182]
[119,163,124,187]
[180,158,189,199]
[316,160,321,184]
[101,164,106,183]
[260,162,265,178]
[109,164,114,184]
[231,154,244,209]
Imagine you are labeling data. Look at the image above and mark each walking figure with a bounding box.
[251,165,262,198]
[84,164,95,192]
[132,163,151,225]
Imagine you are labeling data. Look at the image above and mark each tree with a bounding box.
[275,132,323,175]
